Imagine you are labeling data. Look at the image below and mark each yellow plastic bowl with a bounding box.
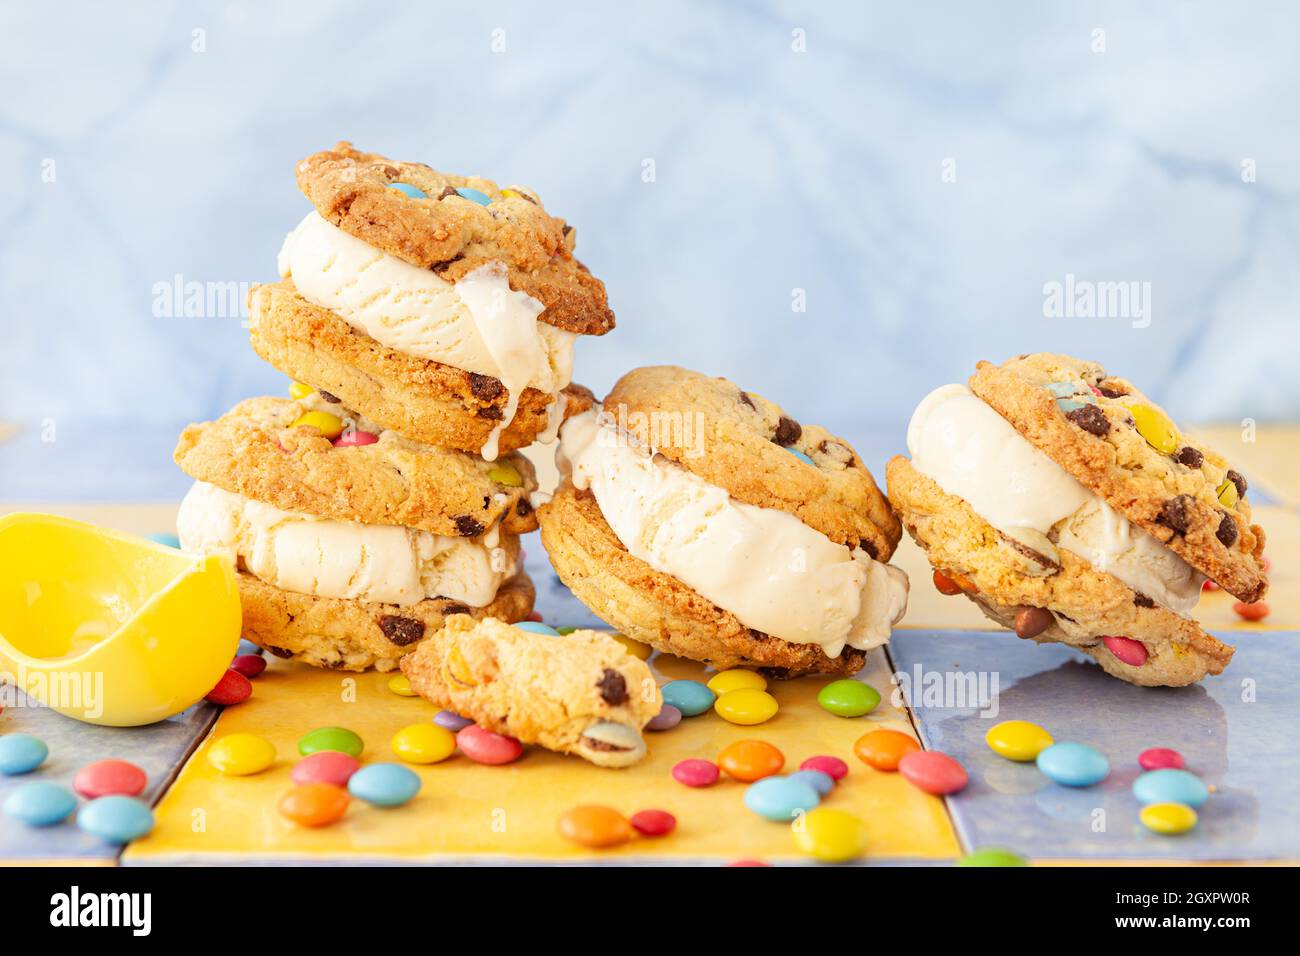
[0,512,241,726]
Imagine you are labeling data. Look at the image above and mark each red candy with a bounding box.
[456,725,523,765]
[672,759,720,788]
[230,654,267,678]
[728,859,772,867]
[291,751,361,787]
[205,668,252,705]
[526,611,544,622]
[333,430,378,447]
[1102,635,1148,667]
[1138,747,1186,771]
[630,809,676,837]
[898,751,968,795]
[73,759,147,799]
[800,755,848,781]
[1202,579,1218,591]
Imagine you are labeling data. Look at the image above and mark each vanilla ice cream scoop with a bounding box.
[559,411,909,657]
[177,482,514,607]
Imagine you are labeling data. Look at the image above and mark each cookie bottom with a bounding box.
[537,482,866,677]
[238,570,535,672]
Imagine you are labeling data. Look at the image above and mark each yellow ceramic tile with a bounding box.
[0,501,178,538]
[126,648,959,864]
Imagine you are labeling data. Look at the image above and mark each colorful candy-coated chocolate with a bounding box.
[672,759,720,788]
[957,847,1028,867]
[387,674,417,697]
[526,611,544,622]
[630,809,676,837]
[513,621,559,636]
[333,430,379,447]
[279,783,349,827]
[205,668,252,706]
[557,805,631,848]
[237,638,263,656]
[788,769,835,795]
[77,796,154,842]
[455,187,492,205]
[714,689,779,726]
[745,776,821,821]
[291,410,345,440]
[555,625,578,635]
[1233,601,1270,621]
[707,669,767,696]
[899,751,968,795]
[73,759,147,799]
[1127,403,1179,454]
[298,726,364,758]
[854,729,919,771]
[434,710,474,732]
[387,182,427,199]
[1140,801,1198,835]
[230,654,267,678]
[792,808,866,862]
[1216,479,1239,509]
[932,569,964,595]
[391,723,457,764]
[0,734,48,775]
[661,680,715,716]
[208,734,277,776]
[1102,635,1148,667]
[1133,769,1209,808]
[288,381,314,400]
[786,448,816,466]
[487,463,523,486]
[1036,742,1110,787]
[348,763,421,808]
[3,781,77,826]
[985,720,1054,762]
[146,531,181,549]
[457,724,523,765]
[799,755,848,781]
[817,679,880,717]
[1138,747,1185,771]
[645,704,682,732]
[718,740,785,782]
[291,750,360,788]
[608,632,652,660]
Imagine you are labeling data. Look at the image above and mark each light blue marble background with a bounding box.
[2,0,1298,498]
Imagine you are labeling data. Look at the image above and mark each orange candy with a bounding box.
[717,739,785,782]
[557,805,632,848]
[278,783,349,828]
[932,569,963,595]
[1233,601,1270,621]
[854,729,920,771]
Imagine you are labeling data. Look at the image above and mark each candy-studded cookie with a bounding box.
[399,615,661,768]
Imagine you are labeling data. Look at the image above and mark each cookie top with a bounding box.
[969,353,1266,603]
[600,366,900,558]
[295,142,614,335]
[174,394,539,538]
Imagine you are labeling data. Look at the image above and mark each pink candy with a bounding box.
[672,759,720,788]
[800,755,848,781]
[291,751,361,788]
[333,430,378,447]
[74,759,147,799]
[898,751,968,795]
[1139,747,1185,771]
[1102,635,1148,667]
[457,725,523,765]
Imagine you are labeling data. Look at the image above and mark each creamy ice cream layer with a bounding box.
[906,384,1203,615]
[177,481,514,607]
[559,411,909,657]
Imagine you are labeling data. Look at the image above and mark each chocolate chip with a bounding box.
[774,416,802,446]
[1065,403,1109,436]
[440,603,470,617]
[738,390,755,410]
[757,667,794,681]
[516,498,533,517]
[468,372,505,402]
[1055,611,1077,623]
[1097,384,1128,399]
[1174,446,1204,469]
[436,185,458,200]
[476,406,504,421]
[859,538,879,560]
[378,615,425,647]
[1158,495,1195,534]
[1227,469,1247,499]
[596,668,628,706]
[316,390,341,403]
[1133,593,1155,608]
[562,224,573,236]
[818,440,855,467]
[264,645,295,659]
[454,515,485,537]
[1216,512,1238,547]
[379,165,400,180]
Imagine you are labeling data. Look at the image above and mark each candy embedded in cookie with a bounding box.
[398,616,661,768]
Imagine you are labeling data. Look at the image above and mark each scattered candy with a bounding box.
[853,729,919,771]
[514,621,559,636]
[391,723,457,764]
[714,688,779,726]
[1102,635,1148,667]
[333,430,379,447]
[288,381,314,400]
[291,410,345,440]
[1202,579,1218,591]
[555,625,578,635]
[786,448,816,467]
[73,759,147,799]
[630,809,676,837]
[487,463,523,486]
[745,776,821,821]
[718,740,785,782]
[608,633,652,660]
[434,710,474,732]
[1138,747,1185,771]
[387,182,427,199]
[1216,479,1239,509]
[1133,769,1209,808]
[792,808,866,862]
[208,734,276,776]
[1013,607,1054,639]
[1036,742,1109,787]
[291,751,360,788]
[957,847,1028,867]
[298,726,364,758]
[387,674,417,697]
[817,679,880,717]
[78,796,154,842]
[3,781,78,827]
[985,720,1054,762]
[789,769,835,795]
[1233,601,1270,621]
[707,669,767,696]
[661,680,716,717]
[932,569,963,595]
[526,611,544,622]
[454,187,492,206]
[457,725,523,765]
[279,783,349,827]
[1140,801,1198,835]
[557,805,631,848]
[348,763,421,808]
[672,759,720,788]
[146,532,180,548]
[205,669,252,706]
[898,751,968,795]
[0,734,48,775]
[646,704,682,732]
[799,755,849,781]
[237,639,263,656]
[1127,403,1179,455]
[727,859,772,867]
[230,654,267,678]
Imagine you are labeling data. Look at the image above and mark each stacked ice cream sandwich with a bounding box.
[174,143,613,670]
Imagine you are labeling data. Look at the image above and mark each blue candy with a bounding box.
[1044,381,1081,398]
[1036,741,1109,787]
[785,448,816,467]
[1055,399,1088,413]
[237,639,263,657]
[434,710,474,732]
[77,796,154,842]
[660,680,715,717]
[0,734,49,775]
[454,187,491,206]
[387,182,427,199]
[147,532,180,549]
[744,776,821,821]
[347,763,421,808]
[3,781,78,827]
[788,769,835,796]
[513,621,559,636]
[1133,769,1209,809]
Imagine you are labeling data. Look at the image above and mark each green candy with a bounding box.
[957,847,1028,867]
[816,679,881,717]
[555,626,579,635]
[298,726,364,758]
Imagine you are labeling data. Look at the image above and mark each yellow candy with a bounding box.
[288,381,314,400]
[387,674,417,697]
[448,646,477,686]
[207,733,276,776]
[1140,802,1198,835]
[1216,480,1239,509]
[487,463,523,487]
[391,723,457,765]
[792,808,866,862]
[707,669,767,695]
[292,410,344,440]
[608,632,652,661]
[714,688,779,726]
[1127,403,1178,455]
[985,720,1054,762]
